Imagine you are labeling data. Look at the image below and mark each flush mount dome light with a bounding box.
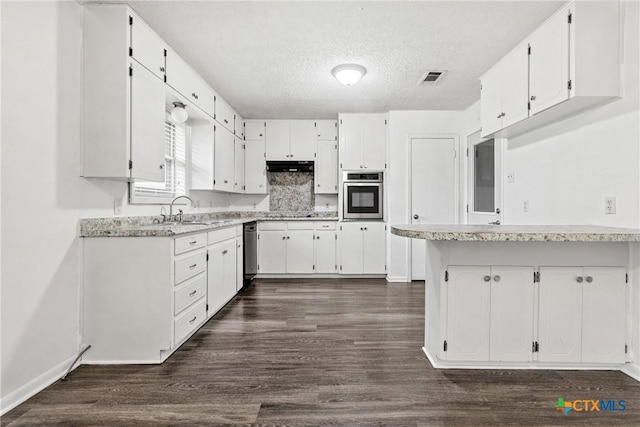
[171,102,188,123]
[332,64,366,86]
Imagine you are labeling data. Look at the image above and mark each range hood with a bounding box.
[266,160,314,172]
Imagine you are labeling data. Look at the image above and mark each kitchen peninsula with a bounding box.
[391,224,640,382]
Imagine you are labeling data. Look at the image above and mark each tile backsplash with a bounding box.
[268,172,315,212]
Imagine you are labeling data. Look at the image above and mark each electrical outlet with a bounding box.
[605,197,616,214]
[114,198,122,215]
[506,172,515,183]
[196,200,201,208]
[523,200,529,212]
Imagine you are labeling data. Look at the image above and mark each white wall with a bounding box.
[387,111,465,282]
[0,1,227,414]
[503,0,640,228]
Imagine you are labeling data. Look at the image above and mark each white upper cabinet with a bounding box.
[165,50,215,118]
[129,14,166,80]
[234,113,244,139]
[265,120,315,160]
[190,123,214,190]
[245,121,265,141]
[244,121,267,194]
[339,114,387,170]
[528,5,570,115]
[215,97,235,133]
[213,125,235,192]
[480,0,620,138]
[234,136,245,193]
[315,141,338,194]
[82,6,165,181]
[316,120,338,142]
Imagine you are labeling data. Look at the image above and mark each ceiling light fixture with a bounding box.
[171,102,188,123]
[332,64,366,86]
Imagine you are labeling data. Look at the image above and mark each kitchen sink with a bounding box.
[143,219,232,227]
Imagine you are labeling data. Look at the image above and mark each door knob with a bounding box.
[413,214,419,220]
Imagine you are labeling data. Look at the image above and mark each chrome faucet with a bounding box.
[169,195,195,222]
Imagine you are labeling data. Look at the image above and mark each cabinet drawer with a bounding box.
[287,221,314,230]
[208,227,237,245]
[259,221,286,231]
[315,221,336,230]
[174,251,206,284]
[215,98,235,133]
[174,299,206,344]
[174,273,206,315]
[174,233,207,255]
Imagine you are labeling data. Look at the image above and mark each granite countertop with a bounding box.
[391,224,640,242]
[81,211,339,237]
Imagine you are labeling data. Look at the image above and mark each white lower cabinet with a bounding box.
[444,265,626,365]
[338,222,386,275]
[538,266,626,364]
[207,227,241,316]
[257,221,339,274]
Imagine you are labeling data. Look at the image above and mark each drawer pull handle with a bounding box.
[189,290,197,297]
[189,316,197,324]
[189,264,197,269]
[189,241,197,245]
[160,66,165,72]
[576,276,584,283]
[224,119,229,124]
[222,249,228,255]
[585,276,593,283]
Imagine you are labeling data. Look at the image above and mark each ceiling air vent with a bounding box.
[419,70,446,85]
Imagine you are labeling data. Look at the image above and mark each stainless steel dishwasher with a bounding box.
[243,222,257,286]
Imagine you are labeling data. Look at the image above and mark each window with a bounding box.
[130,115,187,204]
[473,139,495,213]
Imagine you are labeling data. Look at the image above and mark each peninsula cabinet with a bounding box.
[338,222,386,275]
[480,0,620,138]
[82,5,166,181]
[444,266,533,362]
[338,115,387,171]
[265,120,315,160]
[538,266,626,364]
[244,121,267,194]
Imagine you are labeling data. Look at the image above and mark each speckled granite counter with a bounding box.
[391,224,640,242]
[80,212,338,237]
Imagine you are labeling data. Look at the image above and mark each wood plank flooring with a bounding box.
[3,278,640,426]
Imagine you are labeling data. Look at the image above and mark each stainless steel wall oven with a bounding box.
[342,172,383,220]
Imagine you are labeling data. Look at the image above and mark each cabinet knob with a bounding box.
[318,184,320,187]
[224,180,228,183]
[316,236,320,239]
[259,133,263,137]
[360,227,363,230]
[364,227,368,230]
[585,276,593,283]
[497,113,502,119]
[282,236,286,240]
[222,249,228,255]
[160,66,165,72]
[493,275,501,282]
[483,275,491,282]
[576,276,584,283]
[224,119,229,124]
[159,164,164,169]
[530,95,536,101]
[413,214,419,220]
[287,236,290,240]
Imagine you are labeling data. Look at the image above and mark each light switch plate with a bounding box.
[114,198,122,215]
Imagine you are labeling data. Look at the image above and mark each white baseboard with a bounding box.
[386,275,410,283]
[255,274,387,279]
[0,355,77,416]
[622,362,640,381]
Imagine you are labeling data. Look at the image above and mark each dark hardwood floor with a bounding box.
[3,278,640,426]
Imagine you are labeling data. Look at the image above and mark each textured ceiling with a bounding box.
[85,1,564,119]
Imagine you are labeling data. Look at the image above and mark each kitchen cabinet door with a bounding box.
[480,65,503,137]
[129,14,165,80]
[289,120,315,160]
[265,120,290,160]
[362,116,387,170]
[316,120,337,142]
[339,118,363,170]
[234,113,244,139]
[315,230,336,274]
[234,136,245,193]
[538,267,583,363]
[236,237,243,291]
[244,139,267,194]
[445,266,491,361]
[221,240,237,303]
[315,140,338,194]
[362,223,386,274]
[286,230,315,274]
[339,223,364,274]
[499,45,529,129]
[244,121,265,141]
[582,267,626,364]
[207,242,227,316]
[213,125,234,192]
[130,61,166,182]
[489,266,534,362]
[216,98,235,133]
[528,5,570,115]
[190,123,214,190]
[258,230,287,273]
[166,50,215,118]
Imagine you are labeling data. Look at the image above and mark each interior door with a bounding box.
[467,132,502,225]
[410,137,456,280]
